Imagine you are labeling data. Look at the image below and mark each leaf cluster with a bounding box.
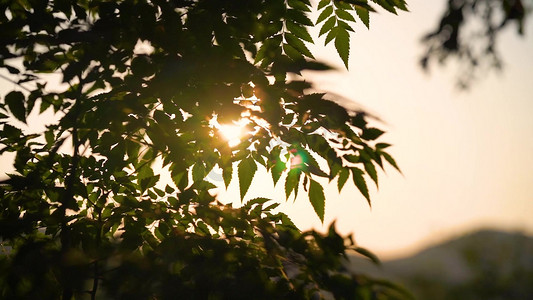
[420,0,528,88]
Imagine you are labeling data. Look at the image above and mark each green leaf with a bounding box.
[364,162,378,187]
[285,33,314,58]
[271,159,286,185]
[319,16,336,37]
[222,164,233,189]
[354,246,381,265]
[316,5,333,24]
[335,9,356,22]
[286,8,313,26]
[381,151,401,173]
[309,178,325,222]
[361,127,384,140]
[283,43,305,61]
[4,91,26,123]
[355,7,370,28]
[335,28,350,69]
[317,0,331,10]
[192,162,206,182]
[351,167,370,206]
[286,21,313,43]
[287,0,311,12]
[285,168,301,199]
[337,168,349,192]
[324,26,338,45]
[238,157,257,201]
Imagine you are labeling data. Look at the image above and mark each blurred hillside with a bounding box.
[347,229,533,299]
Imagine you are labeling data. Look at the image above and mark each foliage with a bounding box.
[0,0,407,299]
[420,0,530,88]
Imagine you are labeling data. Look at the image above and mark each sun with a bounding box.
[211,116,250,147]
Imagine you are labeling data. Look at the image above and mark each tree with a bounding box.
[420,0,530,88]
[0,0,409,299]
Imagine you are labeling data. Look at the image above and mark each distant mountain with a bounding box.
[346,229,533,299]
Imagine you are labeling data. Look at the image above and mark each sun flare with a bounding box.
[212,116,250,147]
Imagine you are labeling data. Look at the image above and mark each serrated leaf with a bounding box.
[285,168,301,200]
[316,5,333,24]
[335,9,356,22]
[4,91,26,123]
[372,0,397,14]
[192,162,205,182]
[324,26,338,45]
[309,178,325,222]
[381,151,401,173]
[238,157,257,201]
[364,162,378,187]
[222,164,233,188]
[285,33,314,58]
[355,7,370,28]
[337,20,355,32]
[351,167,370,206]
[287,0,311,12]
[286,8,313,26]
[337,168,349,192]
[319,16,336,37]
[335,28,350,69]
[286,21,313,43]
[283,43,305,61]
[271,159,286,185]
[317,0,331,10]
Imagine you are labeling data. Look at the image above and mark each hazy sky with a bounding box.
[1,1,532,260]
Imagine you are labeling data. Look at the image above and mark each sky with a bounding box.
[1,1,532,260]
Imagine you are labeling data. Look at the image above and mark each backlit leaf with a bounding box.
[351,167,370,206]
[238,156,257,200]
[309,178,325,222]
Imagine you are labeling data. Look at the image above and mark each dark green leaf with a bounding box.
[351,167,370,206]
[285,168,301,199]
[381,151,401,173]
[335,28,350,69]
[309,178,325,222]
[4,91,26,123]
[238,156,257,200]
[361,127,384,140]
[364,162,378,187]
[287,9,314,26]
[285,33,314,58]
[286,21,313,43]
